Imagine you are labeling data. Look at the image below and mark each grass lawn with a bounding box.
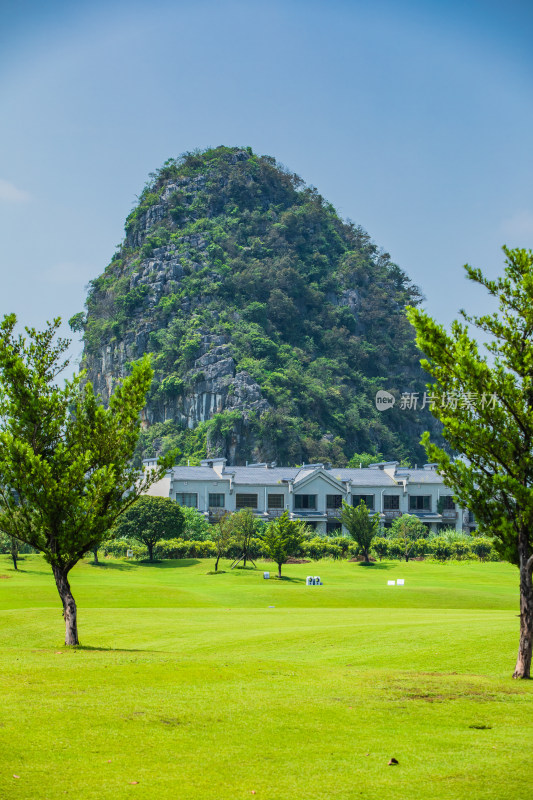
[0,555,531,800]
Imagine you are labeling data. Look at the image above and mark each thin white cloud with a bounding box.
[500,210,533,241]
[0,178,30,203]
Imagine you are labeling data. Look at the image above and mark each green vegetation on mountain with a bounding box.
[79,146,435,465]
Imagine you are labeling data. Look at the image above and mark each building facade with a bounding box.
[145,459,473,535]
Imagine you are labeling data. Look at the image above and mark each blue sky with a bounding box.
[1,0,532,365]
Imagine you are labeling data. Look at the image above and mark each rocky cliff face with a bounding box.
[79,146,435,466]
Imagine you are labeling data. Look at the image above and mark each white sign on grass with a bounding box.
[397,579,405,585]
[387,580,396,586]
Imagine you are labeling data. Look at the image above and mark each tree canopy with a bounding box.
[340,501,380,563]
[228,508,261,567]
[389,514,428,561]
[407,247,533,678]
[262,512,305,578]
[112,496,185,560]
[210,513,235,572]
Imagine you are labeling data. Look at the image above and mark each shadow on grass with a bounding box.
[354,562,396,570]
[73,645,158,653]
[90,558,201,569]
[138,558,201,569]
[3,568,46,575]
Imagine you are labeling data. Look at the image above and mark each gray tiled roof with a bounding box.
[169,464,447,487]
[331,469,397,486]
[171,467,220,480]
[399,469,446,484]
[226,467,299,485]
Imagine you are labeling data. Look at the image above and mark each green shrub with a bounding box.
[329,536,351,557]
[450,540,473,560]
[302,538,329,560]
[371,536,389,560]
[471,537,494,561]
[154,539,217,558]
[189,540,217,558]
[327,544,342,560]
[180,506,212,541]
[301,537,348,560]
[249,537,267,558]
[154,538,189,558]
[386,539,405,560]
[415,537,428,558]
[103,538,146,558]
[429,537,452,561]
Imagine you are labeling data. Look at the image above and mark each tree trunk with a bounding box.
[148,542,153,561]
[513,541,533,679]
[93,548,99,564]
[215,554,220,572]
[364,550,370,564]
[11,540,18,570]
[52,566,79,646]
[278,562,282,579]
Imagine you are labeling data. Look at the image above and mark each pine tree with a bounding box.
[0,315,173,645]
[407,247,533,678]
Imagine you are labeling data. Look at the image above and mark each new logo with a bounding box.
[375,390,395,411]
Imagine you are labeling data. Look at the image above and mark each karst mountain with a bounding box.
[77,146,435,466]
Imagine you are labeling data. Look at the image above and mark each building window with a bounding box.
[326,522,342,534]
[383,495,400,510]
[268,494,284,509]
[236,493,258,509]
[176,493,197,508]
[326,494,342,509]
[294,494,317,510]
[352,494,374,510]
[209,493,225,508]
[441,495,455,510]
[409,496,431,511]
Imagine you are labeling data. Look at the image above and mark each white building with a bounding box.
[145,458,473,535]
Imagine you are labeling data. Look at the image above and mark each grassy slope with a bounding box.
[0,555,531,800]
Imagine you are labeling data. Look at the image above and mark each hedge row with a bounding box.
[102,535,497,563]
[372,535,498,562]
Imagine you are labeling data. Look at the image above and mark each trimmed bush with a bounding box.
[428,537,452,561]
[450,540,473,560]
[155,539,217,558]
[471,537,495,562]
[103,538,146,558]
[329,536,351,558]
[371,537,389,561]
